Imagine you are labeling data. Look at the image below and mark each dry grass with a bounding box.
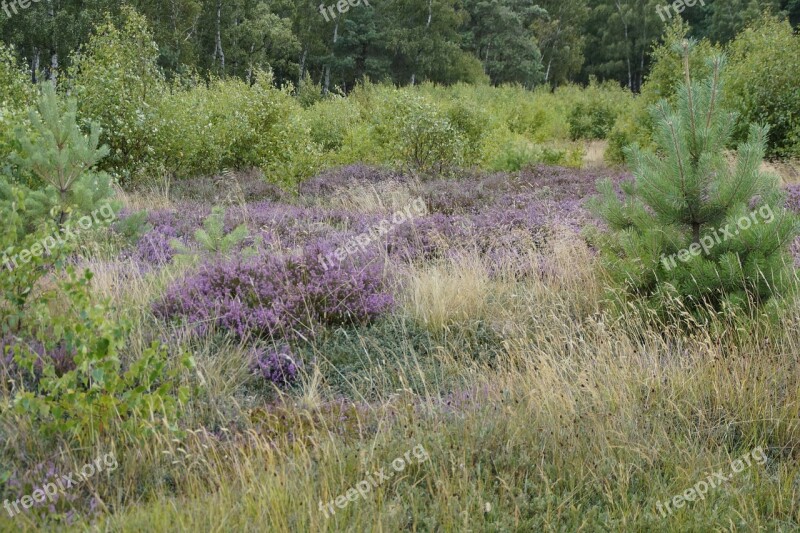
[328,180,422,214]
[583,140,609,169]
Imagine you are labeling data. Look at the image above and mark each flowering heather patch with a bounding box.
[224,201,358,249]
[135,228,179,265]
[421,175,504,215]
[154,241,394,339]
[118,165,613,273]
[518,165,630,203]
[116,202,210,266]
[251,345,302,387]
[785,184,800,213]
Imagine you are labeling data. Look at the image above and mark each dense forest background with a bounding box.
[2,0,799,93]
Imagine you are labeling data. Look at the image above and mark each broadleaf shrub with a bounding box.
[68,7,164,181]
[370,92,465,173]
[9,268,192,447]
[723,16,800,157]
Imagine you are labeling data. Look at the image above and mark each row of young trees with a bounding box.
[1,0,798,92]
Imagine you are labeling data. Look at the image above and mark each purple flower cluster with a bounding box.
[129,163,663,339]
[154,241,394,339]
[115,202,209,266]
[785,184,800,214]
[251,344,301,387]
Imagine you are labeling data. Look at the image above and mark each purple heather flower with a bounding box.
[251,345,301,387]
[154,240,394,340]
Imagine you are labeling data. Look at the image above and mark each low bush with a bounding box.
[724,16,800,157]
[152,71,319,185]
[591,50,799,322]
[370,92,466,173]
[154,241,394,340]
[567,80,630,141]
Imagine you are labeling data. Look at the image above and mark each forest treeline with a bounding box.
[1,0,799,92]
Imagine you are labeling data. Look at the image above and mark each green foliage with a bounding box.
[483,131,541,171]
[641,20,721,107]
[0,43,34,180]
[112,210,152,243]
[12,83,113,226]
[296,72,324,108]
[0,71,187,450]
[643,17,800,158]
[11,268,192,446]
[303,95,362,152]
[723,16,800,157]
[153,70,319,185]
[445,101,489,166]
[171,206,252,260]
[568,101,615,141]
[68,7,164,181]
[605,97,653,165]
[1,84,116,332]
[371,92,465,173]
[567,80,633,141]
[590,47,799,321]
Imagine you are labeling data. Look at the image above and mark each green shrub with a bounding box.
[568,101,615,141]
[303,95,361,152]
[723,16,800,158]
[153,71,319,186]
[506,90,557,139]
[485,134,543,172]
[2,83,117,331]
[641,20,720,108]
[11,268,192,447]
[622,22,720,165]
[605,97,653,165]
[296,72,324,108]
[68,7,164,182]
[0,43,35,181]
[445,101,489,166]
[567,80,631,141]
[171,206,253,261]
[0,82,189,450]
[371,92,465,173]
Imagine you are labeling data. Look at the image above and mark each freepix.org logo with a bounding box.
[2,0,41,19]
[2,204,116,272]
[659,205,774,271]
[4,452,118,518]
